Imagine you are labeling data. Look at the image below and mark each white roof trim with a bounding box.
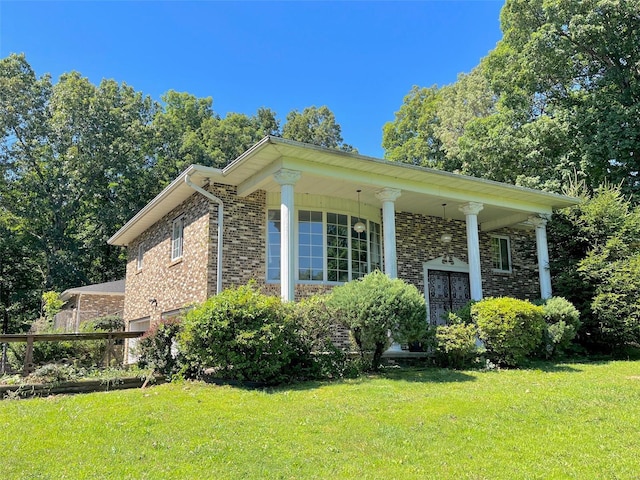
[108,136,580,246]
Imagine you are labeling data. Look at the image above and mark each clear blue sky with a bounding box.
[1,1,505,158]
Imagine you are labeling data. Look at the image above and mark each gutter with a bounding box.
[185,174,224,295]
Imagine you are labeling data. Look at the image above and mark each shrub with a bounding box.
[179,285,313,385]
[328,271,427,371]
[448,300,478,325]
[536,297,581,358]
[293,295,355,379]
[586,253,640,349]
[137,317,182,377]
[31,340,77,365]
[435,323,479,369]
[472,297,545,367]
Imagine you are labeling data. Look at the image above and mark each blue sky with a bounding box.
[1,1,504,158]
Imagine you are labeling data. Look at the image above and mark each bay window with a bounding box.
[267,209,382,283]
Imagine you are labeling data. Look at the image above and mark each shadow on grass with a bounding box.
[201,365,476,394]
[378,366,476,383]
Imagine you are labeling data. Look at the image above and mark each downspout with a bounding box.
[185,174,224,294]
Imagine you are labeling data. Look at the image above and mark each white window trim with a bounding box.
[171,215,184,261]
[491,235,512,273]
[137,243,144,271]
[266,207,382,285]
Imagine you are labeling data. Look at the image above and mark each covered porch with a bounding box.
[226,137,576,306]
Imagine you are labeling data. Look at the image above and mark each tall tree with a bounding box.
[152,90,280,182]
[482,0,640,196]
[0,54,158,294]
[282,105,354,152]
[382,86,446,168]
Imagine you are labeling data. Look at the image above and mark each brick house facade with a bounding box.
[54,280,125,332]
[109,137,577,343]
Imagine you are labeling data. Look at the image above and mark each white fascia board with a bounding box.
[480,213,535,232]
[279,157,558,214]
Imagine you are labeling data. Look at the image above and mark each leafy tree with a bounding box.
[483,0,640,196]
[382,86,446,168]
[1,53,157,296]
[282,105,354,152]
[549,183,640,350]
[435,66,496,164]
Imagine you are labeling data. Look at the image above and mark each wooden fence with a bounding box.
[0,332,145,376]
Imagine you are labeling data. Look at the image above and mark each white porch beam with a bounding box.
[236,160,283,197]
[481,213,531,232]
[274,169,301,302]
[376,188,402,278]
[459,202,484,300]
[529,215,553,299]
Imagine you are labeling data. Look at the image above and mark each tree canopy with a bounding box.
[383,0,640,198]
[0,53,354,328]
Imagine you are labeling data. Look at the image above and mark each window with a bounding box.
[298,210,324,281]
[137,243,144,270]
[171,216,184,261]
[267,210,281,281]
[267,209,382,283]
[491,236,511,272]
[327,213,349,282]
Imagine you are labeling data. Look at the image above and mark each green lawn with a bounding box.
[2,361,640,479]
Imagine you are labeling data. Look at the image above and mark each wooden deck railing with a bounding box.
[0,332,145,375]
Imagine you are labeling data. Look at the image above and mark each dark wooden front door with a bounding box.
[427,270,471,325]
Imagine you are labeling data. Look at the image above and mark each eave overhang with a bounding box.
[108,136,580,246]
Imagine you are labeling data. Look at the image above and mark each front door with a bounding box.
[427,270,471,325]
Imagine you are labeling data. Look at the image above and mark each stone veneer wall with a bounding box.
[394,211,540,300]
[124,192,211,324]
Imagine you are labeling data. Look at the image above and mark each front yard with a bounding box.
[1,360,639,479]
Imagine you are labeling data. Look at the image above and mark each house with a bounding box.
[54,279,125,332]
[108,136,578,345]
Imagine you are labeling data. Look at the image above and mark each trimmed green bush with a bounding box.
[472,297,545,367]
[537,297,581,358]
[328,271,427,370]
[137,317,182,377]
[435,323,479,369]
[179,285,313,385]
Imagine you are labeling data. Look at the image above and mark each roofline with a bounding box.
[258,136,578,205]
[60,289,126,301]
[108,136,579,246]
[107,164,223,245]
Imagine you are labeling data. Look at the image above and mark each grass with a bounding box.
[1,360,640,479]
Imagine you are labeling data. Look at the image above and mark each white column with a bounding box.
[529,215,552,299]
[375,188,402,279]
[274,169,301,302]
[459,202,484,301]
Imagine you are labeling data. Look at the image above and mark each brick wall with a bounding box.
[124,191,211,324]
[75,294,124,321]
[479,227,540,300]
[124,187,542,330]
[394,211,541,299]
[206,184,267,295]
